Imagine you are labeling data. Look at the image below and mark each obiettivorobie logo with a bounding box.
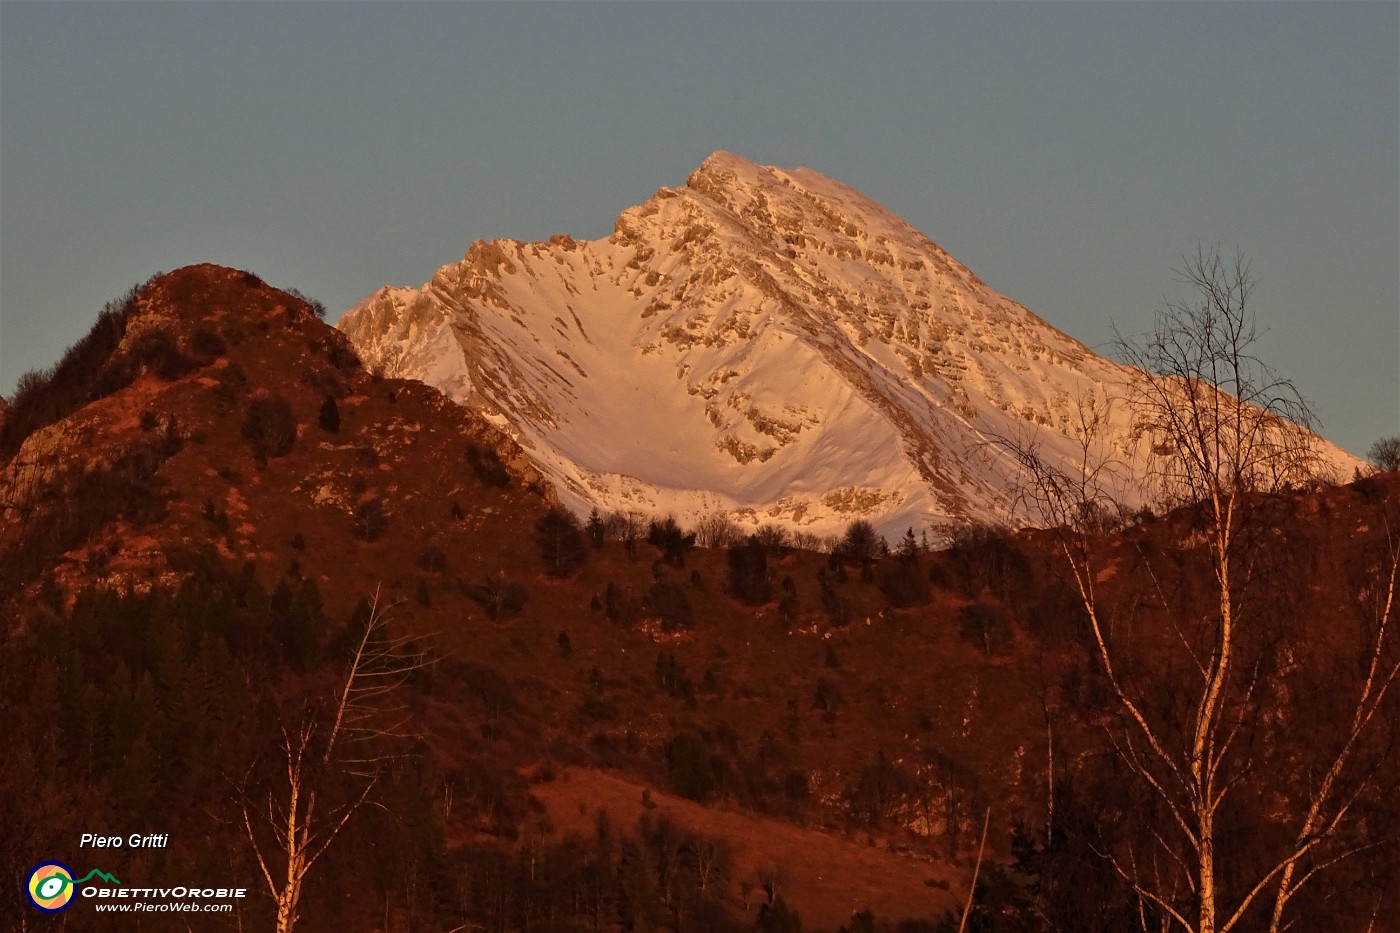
[26,861,122,913]
[25,857,248,915]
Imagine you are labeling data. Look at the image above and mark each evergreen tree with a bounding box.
[587,508,607,547]
[618,839,664,932]
[840,520,882,564]
[898,527,920,560]
[666,732,714,801]
[727,538,772,605]
[605,582,637,626]
[318,395,341,433]
[645,580,695,631]
[818,568,848,626]
[535,506,588,577]
[757,896,803,933]
[647,516,696,566]
[353,499,388,541]
[881,527,930,608]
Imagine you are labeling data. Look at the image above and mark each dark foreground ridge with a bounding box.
[2,266,1397,931]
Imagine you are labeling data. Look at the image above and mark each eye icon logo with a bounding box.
[25,862,120,912]
[27,862,77,912]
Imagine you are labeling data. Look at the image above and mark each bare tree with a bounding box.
[1265,536,1399,932]
[1367,435,1400,473]
[242,590,428,933]
[998,248,1397,933]
[1119,246,1327,506]
[957,808,992,933]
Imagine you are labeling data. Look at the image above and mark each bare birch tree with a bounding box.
[998,247,1398,933]
[242,590,428,933]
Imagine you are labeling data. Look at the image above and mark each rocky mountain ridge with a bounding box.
[343,153,1357,539]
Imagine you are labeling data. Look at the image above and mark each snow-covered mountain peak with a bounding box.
[338,154,1362,542]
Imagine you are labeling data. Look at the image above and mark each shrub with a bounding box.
[579,695,618,721]
[695,511,742,548]
[756,896,803,933]
[327,341,361,371]
[813,677,844,714]
[465,577,527,620]
[201,497,231,534]
[132,328,195,380]
[0,285,137,459]
[242,395,297,460]
[352,499,387,541]
[416,544,448,573]
[283,287,327,319]
[754,523,790,552]
[958,603,1013,656]
[189,328,227,360]
[212,362,248,408]
[467,442,511,487]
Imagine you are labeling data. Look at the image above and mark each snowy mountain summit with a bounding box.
[339,152,1358,542]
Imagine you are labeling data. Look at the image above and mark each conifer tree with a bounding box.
[318,396,340,433]
[586,508,606,546]
[535,506,588,577]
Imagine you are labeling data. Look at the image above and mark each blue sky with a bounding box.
[2,2,1395,456]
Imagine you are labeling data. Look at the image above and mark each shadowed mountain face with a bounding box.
[339,152,1361,541]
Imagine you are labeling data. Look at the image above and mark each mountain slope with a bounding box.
[2,264,1395,932]
[339,152,1361,540]
[0,264,553,609]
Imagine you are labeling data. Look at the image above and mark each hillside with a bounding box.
[339,152,1363,542]
[0,266,555,612]
[0,267,1008,931]
[2,267,1396,932]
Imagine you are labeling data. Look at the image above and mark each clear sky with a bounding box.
[2,1,1395,457]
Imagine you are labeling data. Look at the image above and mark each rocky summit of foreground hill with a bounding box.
[339,151,1362,541]
[0,264,551,611]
